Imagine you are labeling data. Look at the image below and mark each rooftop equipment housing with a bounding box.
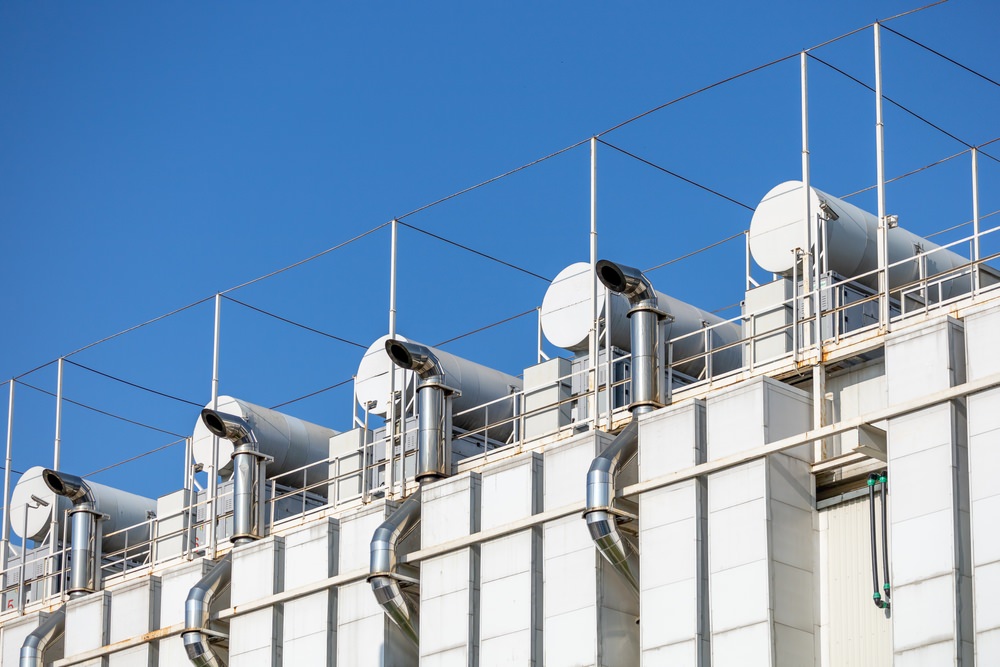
[191,396,338,492]
[749,180,993,300]
[540,262,743,378]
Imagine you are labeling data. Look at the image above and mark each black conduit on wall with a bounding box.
[867,471,890,609]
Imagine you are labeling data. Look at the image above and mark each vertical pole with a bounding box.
[796,52,813,351]
[972,146,980,294]
[387,219,398,498]
[745,231,753,291]
[1,380,14,578]
[590,137,599,431]
[49,358,64,594]
[813,365,827,463]
[802,51,822,350]
[874,23,890,330]
[537,308,544,364]
[209,294,221,558]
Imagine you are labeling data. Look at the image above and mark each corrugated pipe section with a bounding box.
[182,552,233,667]
[584,260,666,597]
[19,606,66,667]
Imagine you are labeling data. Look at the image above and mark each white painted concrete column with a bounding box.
[478,452,543,666]
[543,430,639,667]
[64,591,110,667]
[108,577,160,667]
[230,536,284,666]
[637,399,708,666]
[337,499,418,666]
[885,316,973,665]
[282,519,339,665]
[419,472,481,666]
[964,306,1000,662]
[705,377,816,666]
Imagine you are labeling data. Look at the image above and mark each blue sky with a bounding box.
[1,1,998,505]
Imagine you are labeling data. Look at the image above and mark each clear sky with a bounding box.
[1,1,997,505]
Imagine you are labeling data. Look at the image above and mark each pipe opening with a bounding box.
[385,340,413,370]
[201,409,229,439]
[597,260,626,293]
[42,470,67,496]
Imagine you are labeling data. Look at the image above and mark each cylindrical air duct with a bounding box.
[42,470,100,598]
[357,335,523,441]
[368,490,422,645]
[540,262,742,377]
[10,466,155,554]
[183,552,232,667]
[200,409,262,545]
[749,180,975,299]
[191,396,338,492]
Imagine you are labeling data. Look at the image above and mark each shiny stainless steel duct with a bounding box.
[385,339,451,483]
[19,605,66,667]
[182,553,232,667]
[201,409,261,545]
[368,490,422,645]
[584,260,667,597]
[42,469,100,598]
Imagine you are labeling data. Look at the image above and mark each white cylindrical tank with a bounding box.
[191,396,339,490]
[539,262,743,376]
[355,334,414,418]
[356,334,524,435]
[9,466,156,553]
[749,181,973,299]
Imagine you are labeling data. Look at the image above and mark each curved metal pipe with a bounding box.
[42,469,99,598]
[586,260,667,597]
[182,553,232,667]
[585,419,641,595]
[368,490,422,645]
[201,410,260,545]
[19,605,66,667]
[384,339,441,380]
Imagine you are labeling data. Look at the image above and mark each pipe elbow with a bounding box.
[41,469,95,506]
[385,339,441,380]
[368,491,422,645]
[182,554,232,667]
[596,259,658,307]
[19,606,66,667]
[201,409,255,447]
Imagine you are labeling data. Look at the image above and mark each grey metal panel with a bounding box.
[819,497,891,666]
[705,376,812,462]
[329,428,367,504]
[743,278,794,365]
[825,360,886,456]
[155,488,193,562]
[523,357,572,441]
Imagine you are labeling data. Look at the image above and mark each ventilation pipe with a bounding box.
[584,260,667,596]
[200,409,267,546]
[182,553,233,667]
[368,339,459,645]
[41,470,101,598]
[19,606,66,667]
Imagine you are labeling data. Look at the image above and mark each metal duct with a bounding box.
[356,335,523,439]
[368,490,422,645]
[42,470,100,598]
[191,396,338,491]
[11,465,156,553]
[182,553,232,667]
[385,340,450,482]
[749,180,988,300]
[200,410,262,546]
[19,605,65,667]
[540,262,743,377]
[584,260,666,597]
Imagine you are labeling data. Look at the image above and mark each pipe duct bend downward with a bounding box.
[596,259,657,308]
[41,470,95,507]
[385,339,441,381]
[368,490,422,645]
[182,553,233,667]
[584,419,641,596]
[19,605,66,667]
